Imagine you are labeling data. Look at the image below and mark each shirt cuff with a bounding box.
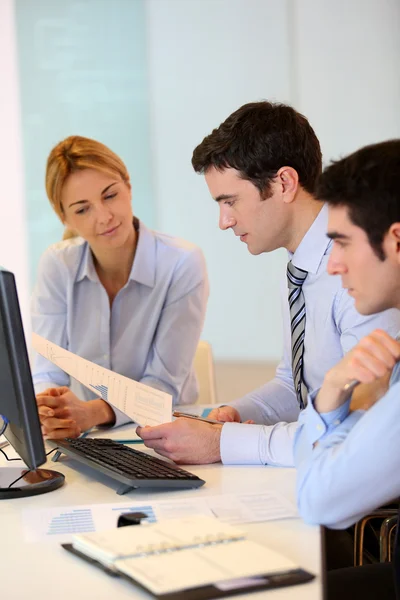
[34,381,62,394]
[108,404,132,428]
[299,389,351,445]
[220,422,264,465]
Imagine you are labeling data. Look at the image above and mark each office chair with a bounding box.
[354,507,399,566]
[380,515,398,562]
[193,340,217,405]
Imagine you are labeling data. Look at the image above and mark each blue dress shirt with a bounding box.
[31,219,209,426]
[294,361,400,529]
[220,205,400,466]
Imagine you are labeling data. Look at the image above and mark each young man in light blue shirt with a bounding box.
[138,102,400,467]
[294,139,400,600]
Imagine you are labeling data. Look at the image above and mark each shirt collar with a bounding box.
[289,203,332,275]
[129,219,156,287]
[75,218,156,288]
[76,242,98,283]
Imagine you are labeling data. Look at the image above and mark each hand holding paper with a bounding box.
[32,334,172,427]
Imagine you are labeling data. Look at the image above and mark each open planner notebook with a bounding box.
[63,515,314,599]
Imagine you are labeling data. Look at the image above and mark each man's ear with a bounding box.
[276,166,299,204]
[386,223,400,263]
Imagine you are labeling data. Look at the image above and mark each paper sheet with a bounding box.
[21,490,298,544]
[86,424,142,442]
[32,333,172,426]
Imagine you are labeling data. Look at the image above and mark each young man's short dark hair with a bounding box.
[191,101,322,197]
[316,139,400,260]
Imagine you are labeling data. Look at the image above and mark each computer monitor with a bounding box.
[0,268,64,498]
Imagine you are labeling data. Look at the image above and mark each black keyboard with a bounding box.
[54,437,205,493]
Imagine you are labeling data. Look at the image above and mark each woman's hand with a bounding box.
[36,387,115,439]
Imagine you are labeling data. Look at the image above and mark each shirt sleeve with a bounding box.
[228,272,299,425]
[224,288,400,465]
[294,382,400,529]
[220,277,305,466]
[220,420,299,466]
[139,247,209,405]
[31,248,71,391]
[107,406,131,428]
[228,361,299,425]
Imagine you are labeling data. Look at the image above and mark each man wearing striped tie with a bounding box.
[138,102,400,470]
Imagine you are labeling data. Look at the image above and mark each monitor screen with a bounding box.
[0,269,45,469]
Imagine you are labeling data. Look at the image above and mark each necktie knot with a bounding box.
[287,261,308,290]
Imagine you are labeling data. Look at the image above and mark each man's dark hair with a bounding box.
[317,139,400,260]
[192,101,322,196]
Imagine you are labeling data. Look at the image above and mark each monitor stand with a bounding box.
[0,467,65,499]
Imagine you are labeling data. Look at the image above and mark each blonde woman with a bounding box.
[33,136,208,440]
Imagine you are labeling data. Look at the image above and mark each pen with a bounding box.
[172,411,223,425]
[342,379,360,394]
[0,440,10,450]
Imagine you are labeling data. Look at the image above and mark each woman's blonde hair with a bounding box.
[45,136,131,239]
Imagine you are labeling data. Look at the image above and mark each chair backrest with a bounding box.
[193,340,217,404]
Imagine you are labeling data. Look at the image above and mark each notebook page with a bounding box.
[143,515,245,546]
[72,516,244,565]
[73,526,181,566]
[116,539,298,595]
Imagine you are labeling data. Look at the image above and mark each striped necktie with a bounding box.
[287,261,309,409]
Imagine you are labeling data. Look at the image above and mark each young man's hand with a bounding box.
[315,329,400,414]
[137,418,222,464]
[350,371,392,412]
[36,387,115,439]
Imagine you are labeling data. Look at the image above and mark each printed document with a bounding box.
[22,490,298,544]
[32,333,172,426]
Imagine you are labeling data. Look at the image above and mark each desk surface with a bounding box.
[0,431,322,600]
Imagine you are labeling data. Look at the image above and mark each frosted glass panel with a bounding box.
[15,0,154,284]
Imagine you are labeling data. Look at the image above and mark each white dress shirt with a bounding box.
[32,219,209,426]
[220,204,400,465]
[294,360,400,529]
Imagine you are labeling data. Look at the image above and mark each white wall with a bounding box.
[4,0,400,362]
[293,0,400,162]
[145,0,291,361]
[0,0,30,341]
[146,0,400,361]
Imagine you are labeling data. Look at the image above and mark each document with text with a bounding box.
[32,333,172,426]
[22,490,298,544]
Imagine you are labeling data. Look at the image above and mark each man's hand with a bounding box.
[350,371,392,412]
[36,387,115,439]
[207,406,254,424]
[137,418,222,464]
[207,406,241,422]
[316,330,400,413]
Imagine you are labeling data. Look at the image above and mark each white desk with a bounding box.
[0,437,323,600]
